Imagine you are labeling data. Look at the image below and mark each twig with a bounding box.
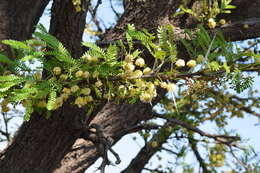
[154,114,240,146]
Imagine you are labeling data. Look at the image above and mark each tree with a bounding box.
[0,0,260,173]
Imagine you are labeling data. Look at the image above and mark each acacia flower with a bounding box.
[175,59,185,67]
[135,58,145,67]
[62,88,71,94]
[95,80,103,87]
[143,67,152,75]
[140,92,152,103]
[166,83,176,92]
[132,70,143,78]
[82,71,90,79]
[208,18,216,29]
[75,70,83,78]
[71,85,80,93]
[219,19,226,25]
[81,88,91,95]
[53,67,62,75]
[123,63,135,72]
[60,74,68,80]
[125,54,134,62]
[186,60,197,68]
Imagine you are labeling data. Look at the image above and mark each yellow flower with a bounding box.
[54,97,63,109]
[140,92,153,103]
[208,18,216,29]
[60,74,68,80]
[75,5,81,12]
[132,70,143,78]
[129,88,138,96]
[84,96,93,102]
[196,55,204,63]
[166,83,176,92]
[60,94,69,101]
[74,97,85,108]
[53,67,62,76]
[85,54,98,62]
[92,71,99,78]
[62,88,71,94]
[175,59,185,67]
[71,85,80,93]
[81,88,91,95]
[123,63,135,72]
[82,71,90,79]
[95,80,103,87]
[186,60,197,68]
[75,70,83,78]
[135,58,145,67]
[147,83,155,91]
[219,19,226,25]
[143,67,152,75]
[160,82,168,89]
[125,54,134,62]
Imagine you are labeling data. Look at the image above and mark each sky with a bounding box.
[1,1,260,173]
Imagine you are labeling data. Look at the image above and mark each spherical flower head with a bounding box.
[54,97,63,109]
[84,96,93,102]
[219,19,226,25]
[85,54,98,62]
[186,60,197,68]
[135,58,145,67]
[208,18,216,29]
[53,67,62,76]
[132,70,143,78]
[125,54,134,63]
[129,88,138,96]
[123,63,135,72]
[151,141,158,148]
[147,82,155,91]
[63,88,71,94]
[71,85,80,93]
[95,80,103,87]
[166,83,176,92]
[143,67,152,75]
[75,70,83,78]
[140,92,153,103]
[82,71,90,79]
[160,82,168,89]
[175,59,185,67]
[196,55,204,63]
[75,97,85,108]
[92,71,99,78]
[60,74,68,81]
[81,88,91,95]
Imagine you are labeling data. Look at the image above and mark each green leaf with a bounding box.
[47,91,56,110]
[24,100,33,121]
[2,40,32,51]
[0,54,13,64]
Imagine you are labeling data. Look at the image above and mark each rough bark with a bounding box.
[0,0,260,173]
[0,0,50,56]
